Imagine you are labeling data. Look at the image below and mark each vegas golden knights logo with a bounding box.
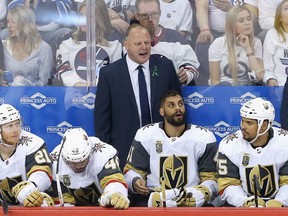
[155,141,163,153]
[245,164,276,197]
[62,175,71,186]
[68,182,102,205]
[0,176,22,204]
[159,155,187,189]
[242,153,250,166]
[263,102,269,110]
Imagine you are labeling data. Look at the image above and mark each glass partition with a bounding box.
[0,1,285,152]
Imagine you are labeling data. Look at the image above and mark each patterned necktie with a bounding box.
[138,65,151,126]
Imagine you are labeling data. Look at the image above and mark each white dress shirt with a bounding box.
[126,55,152,126]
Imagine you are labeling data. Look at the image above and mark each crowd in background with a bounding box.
[0,0,287,87]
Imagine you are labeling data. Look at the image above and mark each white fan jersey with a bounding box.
[0,130,52,204]
[218,127,288,206]
[104,0,132,10]
[124,122,218,195]
[55,37,122,86]
[150,27,200,72]
[49,137,127,206]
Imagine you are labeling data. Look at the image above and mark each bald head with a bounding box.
[124,24,152,64]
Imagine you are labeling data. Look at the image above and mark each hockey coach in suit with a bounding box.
[94,23,181,168]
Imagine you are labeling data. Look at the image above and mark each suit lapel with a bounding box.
[149,57,159,110]
[118,57,138,110]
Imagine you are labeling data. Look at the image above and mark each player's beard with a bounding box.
[165,111,186,127]
[242,129,254,142]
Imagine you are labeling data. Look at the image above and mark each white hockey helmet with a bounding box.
[240,98,275,142]
[61,128,92,163]
[240,98,275,124]
[0,104,21,126]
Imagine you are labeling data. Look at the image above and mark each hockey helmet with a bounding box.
[240,98,275,143]
[240,98,275,125]
[61,128,92,163]
[0,104,21,126]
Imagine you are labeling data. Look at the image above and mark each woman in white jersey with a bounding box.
[208,5,264,86]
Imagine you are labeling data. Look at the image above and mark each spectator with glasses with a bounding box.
[133,0,199,86]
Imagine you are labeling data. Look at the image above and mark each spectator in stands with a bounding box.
[55,0,122,86]
[27,0,74,52]
[195,0,225,44]
[194,0,260,85]
[124,90,218,206]
[94,24,181,169]
[206,0,260,36]
[158,0,193,41]
[48,128,129,208]
[218,97,288,207]
[74,0,134,37]
[194,0,226,85]
[105,0,135,37]
[208,5,264,86]
[245,0,260,31]
[263,0,288,86]
[212,0,232,11]
[134,0,199,86]
[0,103,53,207]
[2,5,53,86]
[3,0,74,64]
[258,0,282,41]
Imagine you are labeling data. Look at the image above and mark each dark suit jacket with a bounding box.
[94,54,181,168]
[281,76,288,130]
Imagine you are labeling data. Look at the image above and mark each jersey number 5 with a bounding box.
[218,159,228,175]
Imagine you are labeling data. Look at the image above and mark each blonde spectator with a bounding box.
[213,0,260,34]
[194,0,260,85]
[263,0,288,86]
[209,5,264,86]
[2,5,53,86]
